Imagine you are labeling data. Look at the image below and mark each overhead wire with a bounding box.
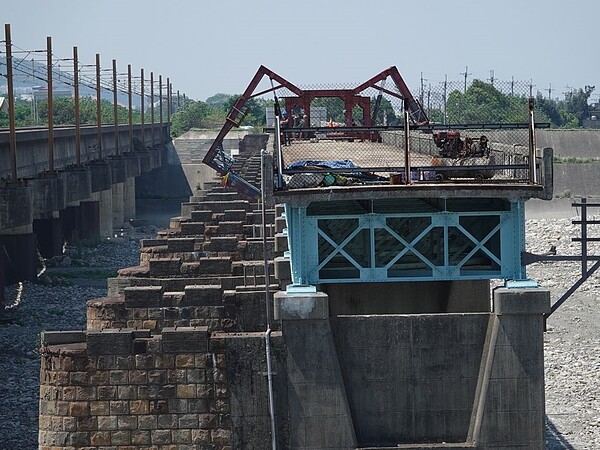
[2,40,170,101]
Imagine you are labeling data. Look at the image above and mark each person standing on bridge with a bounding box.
[281,112,292,145]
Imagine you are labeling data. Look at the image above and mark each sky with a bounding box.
[3,0,599,102]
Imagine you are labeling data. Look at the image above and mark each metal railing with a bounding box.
[271,120,549,190]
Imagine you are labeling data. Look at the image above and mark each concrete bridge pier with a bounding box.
[33,212,63,258]
[79,200,100,240]
[29,174,67,258]
[91,189,114,238]
[123,177,136,222]
[60,204,81,243]
[111,182,125,230]
[1,224,37,286]
[0,184,36,289]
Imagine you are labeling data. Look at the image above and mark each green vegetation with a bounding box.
[3,81,594,136]
[171,93,274,137]
[0,97,140,127]
[441,81,595,127]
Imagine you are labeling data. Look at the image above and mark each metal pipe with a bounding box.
[47,36,54,172]
[73,46,81,165]
[96,53,102,159]
[261,149,277,450]
[5,24,18,182]
[112,59,119,156]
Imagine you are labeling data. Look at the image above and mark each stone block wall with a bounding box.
[39,327,232,450]
[40,166,282,449]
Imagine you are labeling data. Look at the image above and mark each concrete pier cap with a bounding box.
[27,173,67,216]
[274,286,329,320]
[493,286,551,315]
[61,165,92,204]
[108,155,127,183]
[0,183,33,231]
[87,160,112,192]
[123,152,141,178]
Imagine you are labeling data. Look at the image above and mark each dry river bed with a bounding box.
[0,219,598,449]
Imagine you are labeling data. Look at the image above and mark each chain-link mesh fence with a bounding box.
[272,78,545,189]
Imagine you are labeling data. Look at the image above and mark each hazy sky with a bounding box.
[3,0,598,102]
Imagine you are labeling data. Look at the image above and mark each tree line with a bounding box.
[1,82,595,134]
[0,97,139,128]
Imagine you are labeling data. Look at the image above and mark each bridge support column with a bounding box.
[0,224,37,286]
[79,200,100,241]
[1,184,34,310]
[112,182,125,230]
[470,287,550,448]
[0,247,4,313]
[273,288,358,449]
[92,190,113,238]
[123,177,136,222]
[33,212,64,258]
[60,204,80,243]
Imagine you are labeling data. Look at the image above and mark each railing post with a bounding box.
[528,97,537,184]
[581,197,587,277]
[403,98,411,185]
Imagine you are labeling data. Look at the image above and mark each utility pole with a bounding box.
[546,83,552,100]
[5,24,18,182]
[167,78,171,129]
[140,68,145,148]
[150,71,155,148]
[528,79,535,97]
[420,72,426,108]
[461,66,471,93]
[96,53,102,159]
[112,59,119,156]
[441,74,447,125]
[511,76,515,97]
[488,70,495,86]
[159,74,163,144]
[128,64,133,152]
[47,36,54,173]
[73,46,81,165]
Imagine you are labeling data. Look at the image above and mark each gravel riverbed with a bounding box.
[0,219,599,449]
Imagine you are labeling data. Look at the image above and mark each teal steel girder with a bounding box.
[285,201,526,284]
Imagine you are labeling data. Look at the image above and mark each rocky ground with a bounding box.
[0,218,598,449]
